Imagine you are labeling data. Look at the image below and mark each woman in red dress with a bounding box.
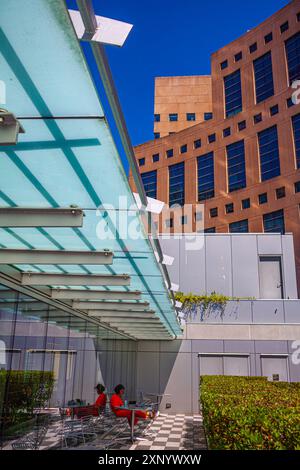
[94,383,107,410]
[110,384,148,426]
[74,383,107,418]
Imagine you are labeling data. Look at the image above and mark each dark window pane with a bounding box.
[263,209,285,234]
[276,186,286,199]
[169,162,185,206]
[294,181,300,193]
[280,21,289,33]
[258,125,280,181]
[264,32,273,44]
[210,207,218,218]
[270,104,279,116]
[194,139,201,149]
[187,113,196,121]
[166,148,174,158]
[169,113,178,122]
[154,114,160,122]
[204,112,213,121]
[254,113,262,124]
[287,97,294,108]
[242,198,250,209]
[224,69,243,117]
[285,32,300,84]
[226,140,246,192]
[152,153,160,163]
[238,120,246,131]
[180,144,187,154]
[223,127,231,137]
[229,219,249,233]
[249,42,258,53]
[208,133,216,143]
[138,158,145,166]
[221,60,228,70]
[254,52,274,103]
[204,227,216,233]
[197,152,214,201]
[141,170,157,199]
[154,132,160,139]
[259,193,268,205]
[235,51,243,62]
[225,203,234,214]
[292,113,300,168]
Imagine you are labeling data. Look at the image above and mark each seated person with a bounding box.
[93,383,107,410]
[74,383,107,418]
[110,384,151,427]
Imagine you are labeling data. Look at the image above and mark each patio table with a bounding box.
[115,405,148,443]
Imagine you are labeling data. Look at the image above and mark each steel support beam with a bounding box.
[0,207,84,227]
[21,272,130,287]
[0,248,113,265]
[51,289,141,301]
[72,300,149,310]
[96,318,160,324]
[87,310,156,318]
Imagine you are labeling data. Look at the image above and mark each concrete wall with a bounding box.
[159,233,298,299]
[136,328,300,414]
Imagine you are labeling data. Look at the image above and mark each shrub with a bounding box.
[200,376,300,450]
[0,370,54,429]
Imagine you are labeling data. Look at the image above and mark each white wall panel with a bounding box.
[206,235,232,295]
[231,235,259,298]
[257,234,282,255]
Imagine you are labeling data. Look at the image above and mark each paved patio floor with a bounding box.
[3,412,207,451]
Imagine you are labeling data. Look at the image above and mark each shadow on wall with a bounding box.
[136,340,192,414]
[96,339,138,400]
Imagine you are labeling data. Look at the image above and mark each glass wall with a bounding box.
[0,284,137,446]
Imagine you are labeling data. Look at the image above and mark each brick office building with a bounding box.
[129,0,300,294]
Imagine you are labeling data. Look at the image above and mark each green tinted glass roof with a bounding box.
[0,0,182,339]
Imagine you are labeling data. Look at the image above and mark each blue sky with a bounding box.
[66,0,289,172]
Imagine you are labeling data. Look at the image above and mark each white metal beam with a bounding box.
[97,318,160,324]
[0,248,113,265]
[51,289,141,301]
[0,207,84,227]
[73,300,149,310]
[87,310,156,318]
[21,272,130,287]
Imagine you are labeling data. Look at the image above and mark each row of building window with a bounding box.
[220,12,300,71]
[152,96,295,141]
[163,209,286,235]
[144,117,300,188]
[140,117,300,205]
[224,31,300,118]
[154,112,213,123]
[145,100,295,165]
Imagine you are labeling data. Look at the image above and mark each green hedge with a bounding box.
[200,376,300,450]
[0,370,54,429]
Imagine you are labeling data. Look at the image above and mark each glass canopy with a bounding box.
[0,0,182,340]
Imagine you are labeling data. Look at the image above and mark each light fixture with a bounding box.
[0,109,25,145]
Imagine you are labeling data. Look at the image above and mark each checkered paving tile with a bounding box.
[119,414,207,451]
[2,412,207,451]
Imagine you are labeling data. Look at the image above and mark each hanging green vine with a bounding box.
[174,292,255,322]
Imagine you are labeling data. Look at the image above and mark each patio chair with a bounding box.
[12,414,50,450]
[59,417,97,448]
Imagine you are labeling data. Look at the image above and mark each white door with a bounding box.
[199,356,223,375]
[261,357,288,382]
[224,356,249,376]
[259,256,283,299]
